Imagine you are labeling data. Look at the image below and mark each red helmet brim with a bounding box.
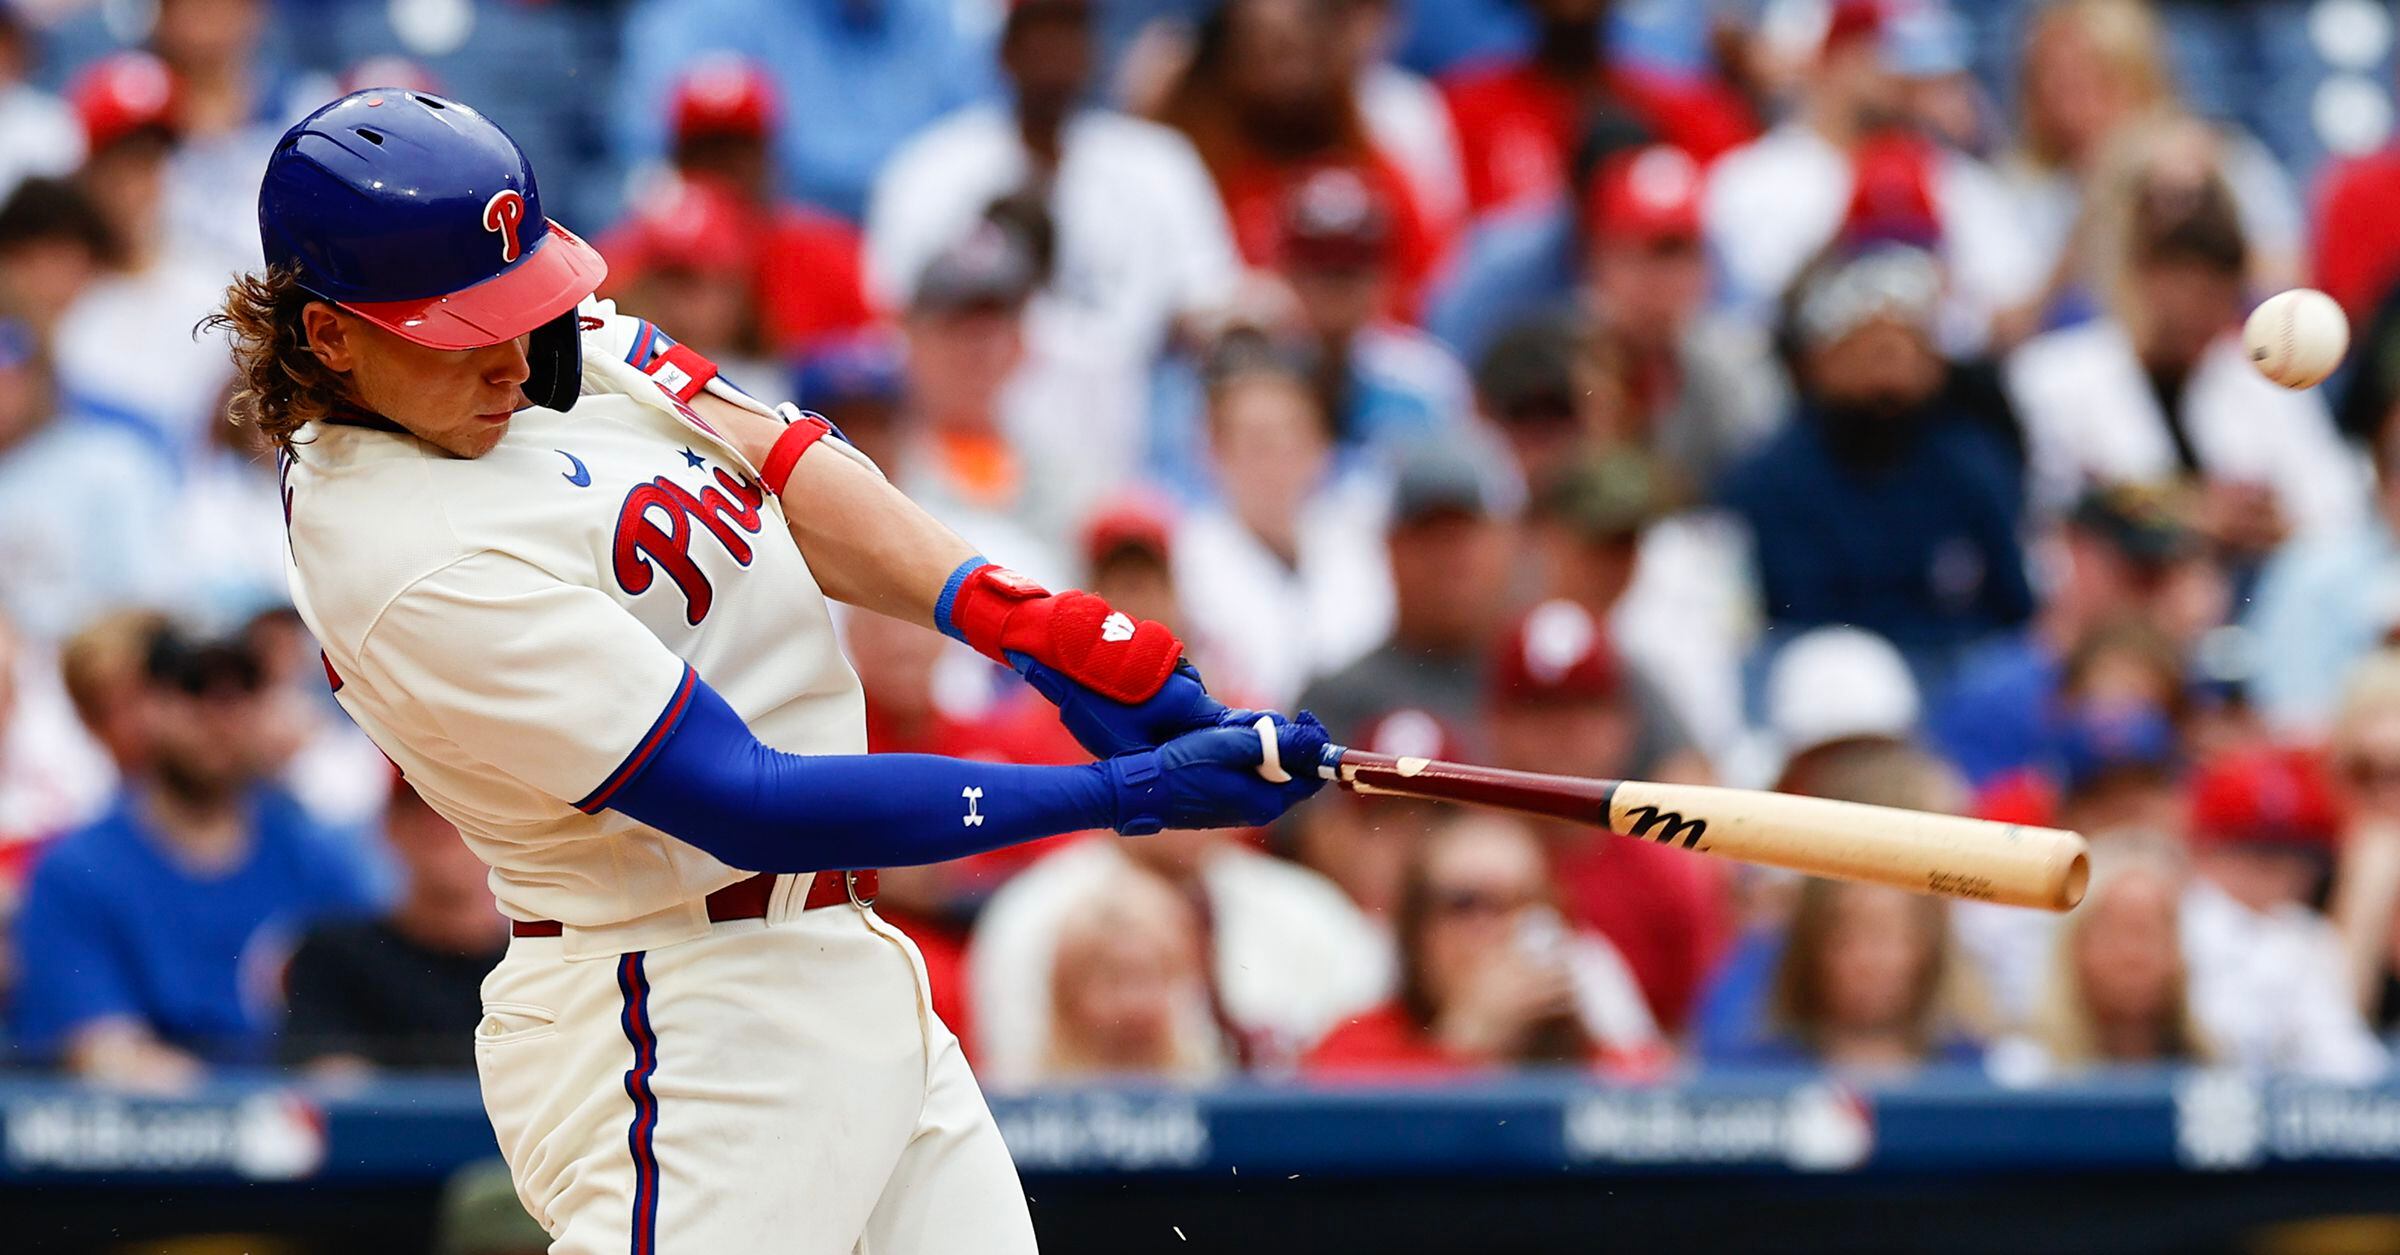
[339,221,607,350]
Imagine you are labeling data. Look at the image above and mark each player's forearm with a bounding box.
[765,427,977,625]
[602,667,1126,871]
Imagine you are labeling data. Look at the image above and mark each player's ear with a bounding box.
[299,302,355,374]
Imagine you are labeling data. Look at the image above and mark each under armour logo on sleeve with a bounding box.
[962,786,985,827]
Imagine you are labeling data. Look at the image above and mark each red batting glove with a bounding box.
[936,560,1184,704]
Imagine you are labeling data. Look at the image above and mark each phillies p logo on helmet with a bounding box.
[482,189,527,263]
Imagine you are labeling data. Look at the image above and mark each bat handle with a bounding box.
[1319,742,1352,783]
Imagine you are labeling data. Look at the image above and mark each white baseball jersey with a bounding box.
[280,315,868,944]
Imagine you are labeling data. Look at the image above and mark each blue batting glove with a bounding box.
[1102,711,1330,835]
[1015,656,1235,758]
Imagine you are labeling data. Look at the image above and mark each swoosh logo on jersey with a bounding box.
[558,450,591,487]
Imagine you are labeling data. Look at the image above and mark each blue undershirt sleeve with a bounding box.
[599,667,1123,871]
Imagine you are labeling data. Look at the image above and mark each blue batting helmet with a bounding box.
[258,89,604,408]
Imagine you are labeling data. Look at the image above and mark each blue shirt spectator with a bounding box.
[612,0,997,221]
[2245,501,2400,736]
[13,788,375,1067]
[9,620,375,1080]
[1717,404,2031,684]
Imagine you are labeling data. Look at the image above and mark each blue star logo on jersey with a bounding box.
[557,450,591,487]
[680,447,706,469]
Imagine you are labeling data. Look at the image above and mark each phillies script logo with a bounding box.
[1623,805,1708,850]
[612,468,767,624]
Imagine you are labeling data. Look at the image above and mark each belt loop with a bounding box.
[844,868,875,909]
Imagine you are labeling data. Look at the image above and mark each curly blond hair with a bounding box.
[196,266,350,451]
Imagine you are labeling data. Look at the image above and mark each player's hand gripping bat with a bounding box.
[1255,725,2088,911]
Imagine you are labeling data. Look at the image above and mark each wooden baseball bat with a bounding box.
[1323,748,2089,912]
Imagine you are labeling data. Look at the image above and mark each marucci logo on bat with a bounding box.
[1621,805,1708,849]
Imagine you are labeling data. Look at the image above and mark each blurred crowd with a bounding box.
[8,0,2400,1098]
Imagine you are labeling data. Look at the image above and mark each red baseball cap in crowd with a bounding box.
[604,175,763,278]
[1822,0,1886,52]
[71,51,177,153]
[2187,746,2342,851]
[1490,600,1621,707]
[1081,496,1176,570]
[1842,132,1943,248]
[1280,166,1393,273]
[670,53,778,142]
[1585,145,1703,247]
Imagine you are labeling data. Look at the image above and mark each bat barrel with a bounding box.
[1328,750,2089,912]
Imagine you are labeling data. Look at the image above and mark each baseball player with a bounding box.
[215,90,1328,1253]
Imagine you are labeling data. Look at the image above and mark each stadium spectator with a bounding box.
[1268,167,1473,459]
[1484,599,1720,1030]
[612,0,994,221]
[11,620,374,1086]
[968,823,1390,1088]
[1471,313,1623,492]
[0,7,82,203]
[2246,411,2400,735]
[1034,865,1226,1084]
[1701,8,2035,345]
[1932,485,2222,787]
[1708,875,1985,1076]
[53,51,233,457]
[1152,0,1442,306]
[242,606,394,842]
[1286,707,1461,923]
[1580,146,1784,486]
[638,58,874,356]
[148,0,298,274]
[867,0,1238,437]
[793,330,906,471]
[0,177,110,344]
[885,217,1071,582]
[1307,812,1660,1078]
[2007,131,2362,550]
[1436,0,1750,217]
[1691,733,1953,1061]
[2180,746,2388,1080]
[0,320,176,644]
[1170,342,1394,706]
[1716,242,2034,686]
[1337,0,1465,238]
[281,778,503,1073]
[2324,653,2400,1033]
[2007,839,2211,1077]
[1296,439,1517,746]
[1536,436,1747,767]
[1751,626,1922,799]
[598,176,789,397]
[57,608,165,781]
[1998,0,2302,322]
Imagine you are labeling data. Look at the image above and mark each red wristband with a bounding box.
[949,564,1183,704]
[759,414,835,496]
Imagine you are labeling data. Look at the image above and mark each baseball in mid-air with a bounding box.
[2243,288,2350,390]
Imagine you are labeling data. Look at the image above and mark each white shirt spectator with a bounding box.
[172,443,294,621]
[868,104,1242,531]
[1997,130,2305,296]
[968,836,1393,1090]
[1702,122,2041,350]
[0,416,178,642]
[1171,482,1394,709]
[2181,877,2388,1081]
[52,258,235,457]
[0,81,82,204]
[2005,322,2368,534]
[1356,63,1464,237]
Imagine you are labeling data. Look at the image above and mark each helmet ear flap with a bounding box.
[524,309,583,412]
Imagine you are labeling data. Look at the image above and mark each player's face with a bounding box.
[307,306,533,458]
